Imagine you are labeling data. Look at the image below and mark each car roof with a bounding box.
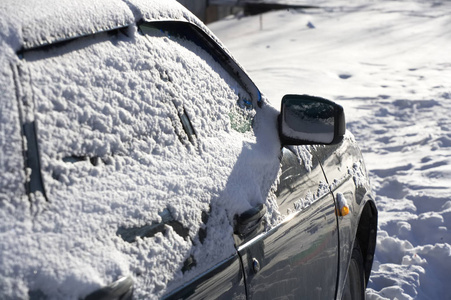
[0,0,261,105]
[0,0,217,53]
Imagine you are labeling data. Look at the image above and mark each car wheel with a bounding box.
[342,242,365,300]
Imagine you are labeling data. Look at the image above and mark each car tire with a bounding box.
[342,242,366,300]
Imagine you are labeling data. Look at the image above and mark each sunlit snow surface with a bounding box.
[210,1,451,299]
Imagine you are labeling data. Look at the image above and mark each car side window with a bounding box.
[139,22,256,137]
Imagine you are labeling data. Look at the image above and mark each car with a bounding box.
[0,0,377,299]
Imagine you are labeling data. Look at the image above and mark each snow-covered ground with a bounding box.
[209,1,451,299]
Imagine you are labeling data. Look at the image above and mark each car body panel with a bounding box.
[163,254,246,300]
[314,135,376,299]
[236,147,338,299]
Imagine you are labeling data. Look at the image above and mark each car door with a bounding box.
[236,145,339,299]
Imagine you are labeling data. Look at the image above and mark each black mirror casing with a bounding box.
[278,94,346,146]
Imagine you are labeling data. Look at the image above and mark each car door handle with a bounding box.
[234,204,267,238]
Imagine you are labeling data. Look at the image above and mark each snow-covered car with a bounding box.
[0,0,377,299]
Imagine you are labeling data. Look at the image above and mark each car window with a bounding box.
[139,22,256,137]
[19,22,262,298]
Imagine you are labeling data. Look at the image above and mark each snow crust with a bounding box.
[210,1,451,298]
[0,0,134,51]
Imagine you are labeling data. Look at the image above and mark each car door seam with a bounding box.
[312,149,341,300]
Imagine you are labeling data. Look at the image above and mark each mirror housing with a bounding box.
[279,94,345,146]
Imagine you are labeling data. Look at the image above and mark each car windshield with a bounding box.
[18,20,266,298]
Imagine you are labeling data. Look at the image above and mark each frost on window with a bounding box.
[229,96,255,134]
[140,22,255,135]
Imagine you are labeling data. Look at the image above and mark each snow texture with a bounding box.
[210,0,451,298]
[0,0,134,51]
[0,0,281,299]
[0,56,26,201]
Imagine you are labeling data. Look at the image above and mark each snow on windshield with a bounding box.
[0,22,281,299]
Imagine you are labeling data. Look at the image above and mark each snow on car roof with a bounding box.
[0,0,258,101]
[0,0,218,52]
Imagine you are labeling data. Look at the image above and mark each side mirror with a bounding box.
[279,94,345,146]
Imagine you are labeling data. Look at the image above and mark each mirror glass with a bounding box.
[282,97,335,144]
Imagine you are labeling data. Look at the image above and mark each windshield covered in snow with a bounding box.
[12,21,278,299]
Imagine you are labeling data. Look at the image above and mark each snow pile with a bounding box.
[210,0,451,298]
